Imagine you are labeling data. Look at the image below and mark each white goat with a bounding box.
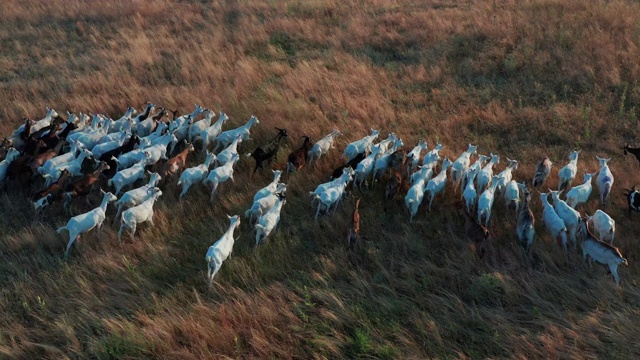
[476,153,499,192]
[477,175,500,227]
[406,139,428,176]
[91,135,126,160]
[503,180,526,216]
[342,129,380,162]
[422,143,443,166]
[313,177,349,220]
[206,215,241,283]
[188,108,214,143]
[462,168,478,214]
[108,159,149,196]
[31,107,59,134]
[118,187,162,240]
[565,172,595,209]
[245,183,287,223]
[308,129,342,166]
[0,148,21,184]
[216,136,243,166]
[39,140,82,175]
[42,149,93,188]
[540,192,569,255]
[354,145,382,189]
[255,193,286,245]
[461,154,488,194]
[405,176,427,223]
[584,210,616,244]
[143,133,178,166]
[114,172,162,224]
[310,168,354,205]
[557,150,580,191]
[425,157,453,211]
[199,112,230,151]
[371,138,404,182]
[213,115,260,152]
[581,221,627,286]
[595,156,614,208]
[550,189,581,248]
[254,170,284,203]
[177,151,217,200]
[374,133,398,155]
[410,162,436,186]
[450,144,477,193]
[495,158,518,194]
[57,190,117,258]
[203,153,240,201]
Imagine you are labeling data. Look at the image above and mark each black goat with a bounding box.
[622,144,640,165]
[99,135,140,178]
[331,152,367,180]
[247,128,289,173]
[624,185,640,215]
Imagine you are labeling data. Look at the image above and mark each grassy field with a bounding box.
[2,0,640,358]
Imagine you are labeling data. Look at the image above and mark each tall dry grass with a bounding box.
[2,0,640,358]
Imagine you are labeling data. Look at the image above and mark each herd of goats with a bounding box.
[0,103,637,285]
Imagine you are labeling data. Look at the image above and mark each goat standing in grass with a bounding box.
[343,129,379,162]
[565,172,595,209]
[406,139,428,176]
[308,129,341,166]
[426,157,453,212]
[57,190,117,258]
[255,193,286,245]
[476,153,499,193]
[557,150,580,191]
[245,183,287,224]
[114,172,162,224]
[477,175,500,227]
[581,220,627,286]
[247,127,288,174]
[623,185,640,215]
[461,154,488,194]
[206,215,241,283]
[204,153,240,202]
[287,136,313,175]
[595,156,613,208]
[450,144,477,194]
[540,192,569,255]
[516,189,535,254]
[213,115,260,153]
[118,187,162,240]
[177,151,216,200]
[581,210,615,244]
[347,198,361,251]
[621,143,640,165]
[550,189,581,249]
[532,157,552,188]
[198,112,229,152]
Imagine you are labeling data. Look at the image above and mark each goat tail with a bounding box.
[56,226,67,234]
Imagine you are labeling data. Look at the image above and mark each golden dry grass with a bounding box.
[2,0,640,358]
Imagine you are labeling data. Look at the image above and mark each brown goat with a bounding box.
[347,198,361,251]
[385,170,403,200]
[32,169,73,217]
[27,140,68,176]
[458,205,495,263]
[160,142,195,180]
[286,136,312,175]
[63,162,111,209]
